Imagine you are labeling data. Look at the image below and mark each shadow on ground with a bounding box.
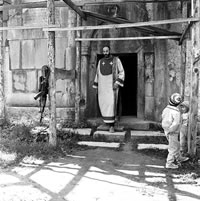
[1,145,200,201]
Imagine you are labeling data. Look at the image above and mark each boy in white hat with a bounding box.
[179,101,190,156]
[161,93,189,169]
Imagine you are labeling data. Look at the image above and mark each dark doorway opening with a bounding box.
[96,53,138,116]
[120,54,137,116]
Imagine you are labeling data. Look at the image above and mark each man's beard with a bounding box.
[104,53,110,58]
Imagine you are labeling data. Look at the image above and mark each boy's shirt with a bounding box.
[181,113,189,127]
[161,105,181,135]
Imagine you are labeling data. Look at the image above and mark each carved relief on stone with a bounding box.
[107,5,120,18]
[169,68,176,82]
[144,53,154,83]
[168,64,181,86]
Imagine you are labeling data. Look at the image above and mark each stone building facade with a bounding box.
[0,0,196,124]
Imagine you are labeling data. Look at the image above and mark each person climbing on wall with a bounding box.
[93,46,125,133]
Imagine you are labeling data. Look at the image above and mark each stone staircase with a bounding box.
[78,117,166,150]
[87,116,162,131]
[61,126,167,151]
[31,117,167,151]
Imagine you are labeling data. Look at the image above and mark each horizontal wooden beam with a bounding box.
[84,10,181,36]
[0,17,196,33]
[43,17,200,32]
[0,24,60,31]
[75,35,180,41]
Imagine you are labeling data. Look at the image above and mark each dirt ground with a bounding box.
[0,142,200,201]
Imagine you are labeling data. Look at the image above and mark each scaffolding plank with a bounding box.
[83,10,181,36]
[75,36,180,41]
[0,25,59,31]
[43,17,199,32]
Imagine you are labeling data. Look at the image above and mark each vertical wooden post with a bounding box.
[180,1,188,97]
[0,0,4,124]
[75,14,81,123]
[188,0,200,156]
[47,0,57,146]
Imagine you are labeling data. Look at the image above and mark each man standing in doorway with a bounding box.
[93,46,125,133]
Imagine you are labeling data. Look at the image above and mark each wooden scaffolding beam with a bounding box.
[43,17,199,32]
[83,10,181,36]
[0,0,4,122]
[0,25,59,31]
[75,35,180,41]
[47,0,57,147]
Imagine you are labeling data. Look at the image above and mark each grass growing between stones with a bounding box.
[0,123,91,168]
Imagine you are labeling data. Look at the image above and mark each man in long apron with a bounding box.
[93,46,125,133]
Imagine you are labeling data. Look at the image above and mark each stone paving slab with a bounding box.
[77,141,120,148]
[138,143,168,150]
[131,130,165,137]
[93,130,126,141]
[62,128,92,136]
[97,124,124,132]
[30,126,48,135]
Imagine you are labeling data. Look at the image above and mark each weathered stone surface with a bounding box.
[131,131,164,137]
[13,71,26,92]
[22,40,35,69]
[97,124,124,132]
[34,39,48,69]
[26,70,37,92]
[23,8,48,26]
[55,38,68,68]
[137,144,168,150]
[10,41,20,70]
[61,128,92,136]
[145,96,155,120]
[78,141,120,148]
[93,130,125,142]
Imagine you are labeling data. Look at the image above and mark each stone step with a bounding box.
[97,124,124,132]
[77,141,120,148]
[93,130,164,142]
[131,131,165,137]
[87,117,162,131]
[137,143,168,150]
[78,142,167,150]
[32,127,165,143]
[93,130,126,141]
[61,128,92,136]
